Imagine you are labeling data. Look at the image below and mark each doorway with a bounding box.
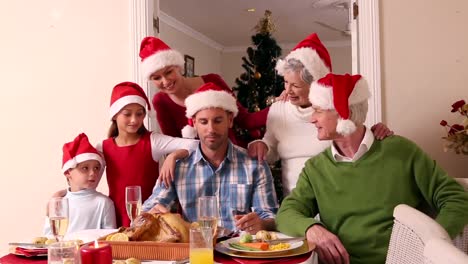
[130,0,381,127]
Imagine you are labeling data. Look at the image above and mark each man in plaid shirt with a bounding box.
[142,82,278,233]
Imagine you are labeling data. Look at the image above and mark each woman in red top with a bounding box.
[139,36,268,148]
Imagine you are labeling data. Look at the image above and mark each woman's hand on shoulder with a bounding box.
[159,155,177,188]
[371,122,394,140]
[52,189,66,198]
[275,90,289,102]
[248,141,268,162]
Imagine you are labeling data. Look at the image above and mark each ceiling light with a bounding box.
[246,8,256,12]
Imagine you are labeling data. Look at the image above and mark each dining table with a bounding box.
[0,251,315,264]
[2,229,316,264]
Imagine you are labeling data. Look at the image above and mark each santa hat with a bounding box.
[276,33,332,80]
[139,36,185,80]
[309,73,370,135]
[109,82,150,120]
[181,82,238,138]
[62,133,104,173]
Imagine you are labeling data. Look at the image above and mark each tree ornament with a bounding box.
[254,71,262,79]
[254,10,276,35]
[253,105,261,112]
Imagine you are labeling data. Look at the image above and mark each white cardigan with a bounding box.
[255,101,331,196]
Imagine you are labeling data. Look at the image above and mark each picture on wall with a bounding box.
[184,55,195,77]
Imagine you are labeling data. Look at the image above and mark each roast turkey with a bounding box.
[120,212,190,243]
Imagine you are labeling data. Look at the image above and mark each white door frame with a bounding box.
[356,0,382,125]
[129,0,382,125]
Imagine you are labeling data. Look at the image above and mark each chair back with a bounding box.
[385,204,450,264]
[454,178,468,254]
[424,238,468,264]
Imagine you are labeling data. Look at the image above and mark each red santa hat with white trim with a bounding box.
[309,73,371,135]
[276,33,332,80]
[181,82,239,138]
[139,36,185,80]
[62,133,105,173]
[109,82,150,120]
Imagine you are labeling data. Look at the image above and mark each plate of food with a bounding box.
[9,229,117,258]
[220,230,304,255]
[8,237,54,257]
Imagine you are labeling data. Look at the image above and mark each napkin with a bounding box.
[14,247,47,257]
[214,251,312,264]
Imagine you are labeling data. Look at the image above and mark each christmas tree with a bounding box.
[232,10,285,202]
[233,10,284,113]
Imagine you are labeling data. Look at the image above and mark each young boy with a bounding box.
[44,133,116,235]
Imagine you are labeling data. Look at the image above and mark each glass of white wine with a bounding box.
[125,185,142,227]
[47,197,69,242]
[197,196,219,243]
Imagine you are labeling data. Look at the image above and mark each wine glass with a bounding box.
[47,197,69,242]
[125,186,142,226]
[197,196,219,241]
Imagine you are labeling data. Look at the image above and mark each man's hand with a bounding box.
[234,212,263,234]
[306,225,349,264]
[247,141,268,163]
[148,204,169,214]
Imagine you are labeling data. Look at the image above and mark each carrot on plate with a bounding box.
[240,242,269,251]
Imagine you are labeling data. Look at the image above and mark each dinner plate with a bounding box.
[221,232,303,255]
[9,229,117,258]
[9,245,48,257]
[215,238,315,259]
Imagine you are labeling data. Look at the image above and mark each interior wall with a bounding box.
[159,21,222,76]
[221,44,352,88]
[380,0,468,178]
[0,0,132,255]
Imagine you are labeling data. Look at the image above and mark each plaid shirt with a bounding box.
[142,141,278,231]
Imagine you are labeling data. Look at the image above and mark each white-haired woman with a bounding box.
[248,33,392,197]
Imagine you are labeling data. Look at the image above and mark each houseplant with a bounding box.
[439,100,468,155]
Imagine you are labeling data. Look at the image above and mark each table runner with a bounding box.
[0,250,313,264]
[0,254,47,264]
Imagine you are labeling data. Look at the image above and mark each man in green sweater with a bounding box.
[276,73,468,264]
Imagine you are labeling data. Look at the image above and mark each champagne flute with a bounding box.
[125,186,142,226]
[47,197,69,242]
[197,196,219,241]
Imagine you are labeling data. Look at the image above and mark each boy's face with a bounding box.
[65,160,102,192]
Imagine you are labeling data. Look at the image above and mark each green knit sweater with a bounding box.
[277,135,468,264]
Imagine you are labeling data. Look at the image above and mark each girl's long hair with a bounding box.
[107,120,148,138]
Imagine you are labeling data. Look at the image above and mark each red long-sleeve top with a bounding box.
[152,74,269,147]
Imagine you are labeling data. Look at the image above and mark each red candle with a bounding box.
[80,240,113,264]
